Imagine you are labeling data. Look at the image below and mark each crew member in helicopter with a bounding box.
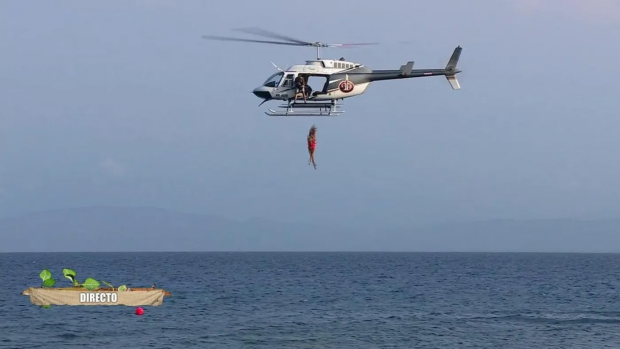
[303,76,313,97]
[294,74,307,103]
[307,125,317,169]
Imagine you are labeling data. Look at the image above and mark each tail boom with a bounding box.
[363,46,463,89]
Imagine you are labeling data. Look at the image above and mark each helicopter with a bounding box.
[202,28,463,117]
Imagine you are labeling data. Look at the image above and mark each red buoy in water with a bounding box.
[135,307,144,315]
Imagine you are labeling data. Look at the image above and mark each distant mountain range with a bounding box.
[2,206,620,252]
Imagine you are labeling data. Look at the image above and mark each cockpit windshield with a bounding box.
[263,72,283,87]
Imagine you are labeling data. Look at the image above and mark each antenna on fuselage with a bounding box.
[270,61,283,72]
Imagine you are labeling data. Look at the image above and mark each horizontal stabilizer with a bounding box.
[399,61,414,76]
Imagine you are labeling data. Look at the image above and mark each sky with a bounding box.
[1,0,620,229]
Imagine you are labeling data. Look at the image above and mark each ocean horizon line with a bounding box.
[2,251,619,254]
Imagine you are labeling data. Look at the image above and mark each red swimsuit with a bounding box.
[308,138,316,150]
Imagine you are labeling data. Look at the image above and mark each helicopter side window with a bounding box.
[262,72,284,87]
[281,74,295,87]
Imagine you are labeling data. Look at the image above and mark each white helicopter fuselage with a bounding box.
[252,59,371,103]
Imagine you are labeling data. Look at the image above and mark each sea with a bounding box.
[2,252,620,348]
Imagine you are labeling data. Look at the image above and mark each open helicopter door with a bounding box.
[272,73,297,100]
[266,73,344,117]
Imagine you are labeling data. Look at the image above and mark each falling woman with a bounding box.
[307,125,317,169]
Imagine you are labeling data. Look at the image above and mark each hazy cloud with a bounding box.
[99,158,125,177]
[508,0,620,23]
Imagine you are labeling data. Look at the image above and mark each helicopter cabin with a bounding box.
[267,59,362,98]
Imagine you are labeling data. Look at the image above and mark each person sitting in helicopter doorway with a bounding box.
[294,74,307,103]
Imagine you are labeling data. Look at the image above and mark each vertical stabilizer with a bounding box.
[445,46,462,90]
[446,75,460,90]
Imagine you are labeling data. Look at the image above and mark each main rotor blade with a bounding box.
[201,35,306,46]
[233,27,309,45]
[326,43,380,47]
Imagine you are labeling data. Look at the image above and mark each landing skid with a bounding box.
[265,101,344,117]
